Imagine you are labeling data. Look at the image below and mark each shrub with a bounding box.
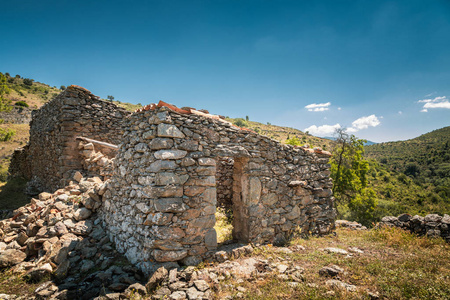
[60,85,66,90]
[286,136,301,146]
[23,78,33,86]
[15,101,29,108]
[0,128,15,141]
[233,118,248,128]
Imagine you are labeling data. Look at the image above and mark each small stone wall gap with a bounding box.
[215,157,234,211]
[232,157,250,243]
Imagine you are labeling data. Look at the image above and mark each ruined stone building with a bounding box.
[11,85,336,271]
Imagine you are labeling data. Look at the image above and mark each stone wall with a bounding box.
[9,85,130,192]
[379,213,450,242]
[0,106,32,124]
[101,105,335,272]
[216,157,234,210]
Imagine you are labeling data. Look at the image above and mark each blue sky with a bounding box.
[2,0,449,142]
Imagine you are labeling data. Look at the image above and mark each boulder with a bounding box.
[146,266,168,292]
[0,249,27,267]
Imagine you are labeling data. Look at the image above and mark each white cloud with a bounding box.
[398,111,402,115]
[338,107,342,111]
[305,102,331,112]
[304,114,381,137]
[304,123,341,136]
[418,96,450,112]
[348,114,381,132]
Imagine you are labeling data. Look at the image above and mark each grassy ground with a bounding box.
[0,226,448,299]
[0,269,44,297]
[213,225,449,299]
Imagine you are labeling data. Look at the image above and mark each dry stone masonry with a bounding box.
[9,87,336,276]
[379,213,450,242]
[100,103,336,273]
[0,106,32,124]
[10,85,130,192]
[215,157,235,210]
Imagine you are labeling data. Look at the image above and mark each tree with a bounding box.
[0,73,12,112]
[107,95,114,102]
[245,115,249,121]
[23,78,33,86]
[330,128,377,226]
[60,85,66,90]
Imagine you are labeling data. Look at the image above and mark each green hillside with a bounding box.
[365,127,450,198]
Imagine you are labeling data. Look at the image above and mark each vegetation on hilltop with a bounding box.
[226,116,333,150]
[0,72,61,109]
[365,127,450,214]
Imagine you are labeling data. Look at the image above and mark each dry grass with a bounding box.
[0,269,43,296]
[214,227,450,299]
[0,227,448,299]
[214,207,234,244]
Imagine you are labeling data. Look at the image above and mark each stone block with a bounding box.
[150,138,174,150]
[154,150,187,160]
[261,193,278,206]
[205,228,217,249]
[178,140,199,151]
[198,158,216,166]
[154,198,187,213]
[248,177,261,205]
[156,172,189,185]
[157,124,185,138]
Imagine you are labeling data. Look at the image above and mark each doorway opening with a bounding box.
[214,156,249,244]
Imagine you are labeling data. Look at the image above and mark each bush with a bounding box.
[15,101,29,107]
[23,78,33,86]
[233,118,248,128]
[286,136,301,146]
[0,128,15,141]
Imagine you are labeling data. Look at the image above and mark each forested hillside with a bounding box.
[365,127,450,201]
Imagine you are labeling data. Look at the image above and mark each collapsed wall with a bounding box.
[101,104,336,272]
[10,85,130,192]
